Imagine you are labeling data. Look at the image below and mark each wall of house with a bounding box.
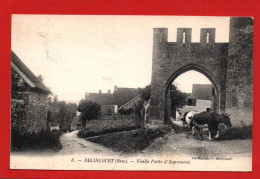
[101,105,118,115]
[179,99,212,115]
[11,68,49,135]
[120,95,141,110]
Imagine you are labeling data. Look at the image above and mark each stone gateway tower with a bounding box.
[150,17,253,126]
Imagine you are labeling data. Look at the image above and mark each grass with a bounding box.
[11,129,62,152]
[181,124,253,141]
[218,125,252,140]
[87,127,171,154]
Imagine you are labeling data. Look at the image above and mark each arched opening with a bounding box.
[164,64,220,123]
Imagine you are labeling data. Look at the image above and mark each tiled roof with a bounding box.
[188,84,213,100]
[85,87,140,106]
[111,88,139,106]
[11,51,52,94]
[85,93,113,105]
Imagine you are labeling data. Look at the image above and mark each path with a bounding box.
[58,130,120,156]
[143,132,252,159]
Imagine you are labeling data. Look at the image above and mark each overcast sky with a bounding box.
[11,15,230,102]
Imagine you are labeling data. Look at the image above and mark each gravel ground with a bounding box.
[58,130,121,156]
[142,131,252,159]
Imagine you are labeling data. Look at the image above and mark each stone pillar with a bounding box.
[164,88,172,124]
[226,17,253,126]
[150,28,168,123]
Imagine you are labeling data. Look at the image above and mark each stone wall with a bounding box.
[149,17,254,126]
[11,68,49,134]
[226,17,254,126]
[100,105,118,115]
[179,99,212,114]
[150,28,228,123]
[26,91,49,133]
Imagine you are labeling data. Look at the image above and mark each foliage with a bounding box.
[169,84,188,114]
[139,84,151,101]
[218,125,252,140]
[58,102,78,131]
[11,129,62,152]
[77,117,141,138]
[133,100,144,120]
[139,83,187,115]
[118,108,133,115]
[87,127,171,154]
[47,95,77,131]
[77,99,101,128]
[47,95,59,125]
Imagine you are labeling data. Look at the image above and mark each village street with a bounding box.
[58,131,120,156]
[10,129,252,171]
[12,129,252,158]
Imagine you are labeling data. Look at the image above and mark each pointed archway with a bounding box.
[164,64,220,124]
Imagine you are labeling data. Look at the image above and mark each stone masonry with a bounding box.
[150,17,253,126]
[11,68,49,134]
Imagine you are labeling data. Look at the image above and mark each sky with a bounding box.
[11,15,230,102]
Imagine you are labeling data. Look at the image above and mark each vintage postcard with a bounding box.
[10,15,253,171]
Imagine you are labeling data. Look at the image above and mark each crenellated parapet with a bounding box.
[150,17,253,127]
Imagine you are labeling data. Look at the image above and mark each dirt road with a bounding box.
[10,130,252,170]
[143,132,252,159]
[58,130,120,156]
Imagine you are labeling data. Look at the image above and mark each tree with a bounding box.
[66,103,77,119]
[139,84,151,102]
[168,84,188,115]
[58,101,67,131]
[77,99,101,129]
[139,83,187,115]
[47,95,60,125]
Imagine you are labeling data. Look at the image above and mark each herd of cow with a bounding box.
[180,111,232,141]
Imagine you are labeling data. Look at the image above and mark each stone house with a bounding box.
[179,84,214,115]
[11,51,52,135]
[118,94,141,111]
[85,85,140,115]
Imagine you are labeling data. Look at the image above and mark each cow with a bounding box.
[181,111,198,137]
[190,112,232,141]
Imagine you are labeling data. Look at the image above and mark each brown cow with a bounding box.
[190,112,232,141]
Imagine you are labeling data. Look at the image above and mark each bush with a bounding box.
[77,117,141,138]
[218,125,252,140]
[11,129,62,152]
[87,128,172,154]
[118,108,134,115]
[77,100,101,128]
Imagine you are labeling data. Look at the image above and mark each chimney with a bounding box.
[114,85,118,91]
[108,89,111,94]
[99,89,102,93]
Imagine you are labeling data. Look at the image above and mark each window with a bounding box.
[187,99,196,106]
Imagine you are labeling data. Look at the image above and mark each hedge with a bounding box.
[77,117,141,138]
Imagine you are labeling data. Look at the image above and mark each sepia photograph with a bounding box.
[10,15,253,171]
